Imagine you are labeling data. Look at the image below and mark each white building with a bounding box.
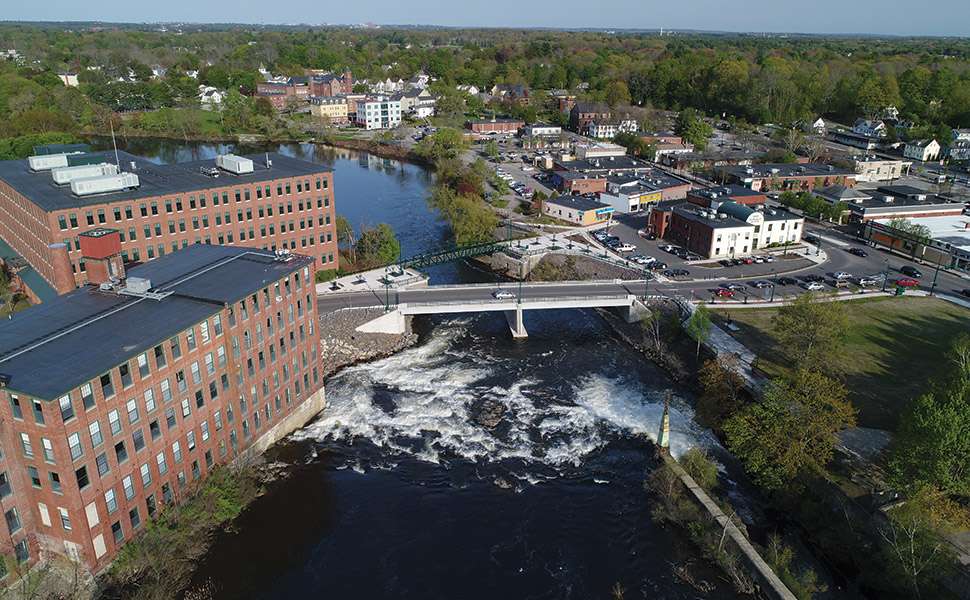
[523,123,562,137]
[57,73,79,87]
[456,84,480,96]
[588,120,638,140]
[952,129,970,144]
[903,139,942,162]
[802,117,826,135]
[355,96,402,130]
[853,119,887,138]
[198,86,225,109]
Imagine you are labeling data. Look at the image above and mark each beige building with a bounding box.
[309,96,349,124]
[852,156,911,182]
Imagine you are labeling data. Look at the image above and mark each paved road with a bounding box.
[317,280,645,313]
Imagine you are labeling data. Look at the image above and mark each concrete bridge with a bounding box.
[317,280,651,338]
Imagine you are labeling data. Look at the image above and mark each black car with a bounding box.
[960,289,970,298]
[777,277,798,286]
[649,261,668,270]
[664,268,690,277]
[900,266,923,278]
[847,247,868,257]
[801,274,825,283]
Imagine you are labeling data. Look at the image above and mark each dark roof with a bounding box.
[877,185,928,198]
[606,171,690,192]
[546,195,613,212]
[0,237,55,302]
[0,151,331,212]
[572,101,610,114]
[0,245,312,399]
[672,204,749,229]
[556,156,648,173]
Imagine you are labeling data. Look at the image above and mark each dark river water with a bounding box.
[88,138,744,600]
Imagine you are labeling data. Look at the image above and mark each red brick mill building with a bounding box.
[0,147,339,302]
[0,237,325,573]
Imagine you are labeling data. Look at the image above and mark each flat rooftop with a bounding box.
[672,203,750,229]
[547,195,613,212]
[556,156,648,172]
[0,244,312,400]
[689,185,764,200]
[875,214,970,252]
[0,150,331,212]
[723,163,854,178]
[607,171,690,192]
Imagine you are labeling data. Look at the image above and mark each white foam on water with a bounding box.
[296,320,723,474]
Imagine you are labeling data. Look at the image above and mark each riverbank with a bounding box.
[320,307,420,378]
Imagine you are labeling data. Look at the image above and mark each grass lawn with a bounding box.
[711,296,970,431]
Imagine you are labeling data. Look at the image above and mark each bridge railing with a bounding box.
[399,293,635,309]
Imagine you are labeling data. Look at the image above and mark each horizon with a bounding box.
[2,0,968,38]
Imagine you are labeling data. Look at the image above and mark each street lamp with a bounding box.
[881,259,890,293]
[930,255,943,296]
[769,268,776,302]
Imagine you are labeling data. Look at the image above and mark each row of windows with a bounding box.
[58,195,332,232]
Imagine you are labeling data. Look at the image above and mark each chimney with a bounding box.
[78,228,125,285]
[48,242,75,295]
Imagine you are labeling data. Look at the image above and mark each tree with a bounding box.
[724,369,856,490]
[413,127,468,163]
[604,80,631,107]
[484,139,499,159]
[696,356,746,430]
[685,304,712,358]
[889,334,970,497]
[335,215,356,264]
[771,293,848,372]
[354,223,400,268]
[675,108,713,151]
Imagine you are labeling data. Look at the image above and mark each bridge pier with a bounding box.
[504,308,528,338]
[624,299,651,323]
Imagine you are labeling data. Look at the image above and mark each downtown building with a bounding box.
[0,238,324,573]
[0,148,338,301]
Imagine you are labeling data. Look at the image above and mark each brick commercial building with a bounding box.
[0,241,324,573]
[687,185,767,208]
[466,118,524,135]
[0,149,338,298]
[307,70,353,97]
[256,77,310,110]
[718,163,856,192]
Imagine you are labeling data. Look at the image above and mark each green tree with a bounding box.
[604,80,631,107]
[484,139,499,159]
[674,108,713,151]
[414,127,469,163]
[685,304,712,358]
[696,356,746,430]
[889,334,970,497]
[771,292,848,372]
[355,223,401,268]
[724,369,856,490]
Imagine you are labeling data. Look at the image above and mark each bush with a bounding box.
[315,269,339,283]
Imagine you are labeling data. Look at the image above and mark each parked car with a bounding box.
[713,288,735,298]
[801,274,825,283]
[847,247,869,257]
[615,243,637,253]
[664,268,690,278]
[828,278,850,289]
[959,289,970,298]
[637,229,657,240]
[648,261,668,271]
[894,277,920,287]
[726,283,747,292]
[777,277,798,286]
[900,266,923,278]
[856,277,878,287]
[659,244,677,253]
[492,289,516,300]
[832,271,852,280]
[801,281,825,291]
[751,280,774,289]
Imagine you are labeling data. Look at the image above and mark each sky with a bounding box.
[4,0,969,37]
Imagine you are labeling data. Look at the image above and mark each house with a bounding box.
[903,139,942,162]
[854,119,887,138]
[851,156,911,182]
[197,86,225,109]
[185,70,199,79]
[406,72,430,90]
[948,142,970,162]
[718,163,856,192]
[150,65,167,79]
[588,119,638,140]
[456,84,480,96]
[57,72,79,87]
[309,96,350,124]
[355,96,402,130]
[953,129,970,144]
[491,84,530,105]
[569,102,611,133]
[543,194,614,225]
[394,88,434,115]
[550,90,577,112]
[801,117,826,135]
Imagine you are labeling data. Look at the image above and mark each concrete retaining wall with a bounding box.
[663,454,797,600]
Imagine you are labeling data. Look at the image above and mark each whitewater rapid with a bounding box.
[294,316,723,476]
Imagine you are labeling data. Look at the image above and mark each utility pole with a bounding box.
[881,259,890,293]
[930,255,943,296]
[769,268,776,302]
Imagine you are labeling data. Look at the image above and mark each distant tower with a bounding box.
[657,390,672,454]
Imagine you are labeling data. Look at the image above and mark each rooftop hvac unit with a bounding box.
[70,173,140,196]
[215,154,254,174]
[51,163,118,185]
[27,153,70,172]
[125,277,152,294]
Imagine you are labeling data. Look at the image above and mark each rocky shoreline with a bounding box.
[319,307,419,379]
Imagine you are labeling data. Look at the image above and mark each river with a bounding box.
[88,138,745,599]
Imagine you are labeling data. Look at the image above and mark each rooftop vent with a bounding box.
[27,153,71,172]
[126,277,152,294]
[51,162,118,186]
[70,173,140,196]
[199,166,220,178]
[215,154,254,175]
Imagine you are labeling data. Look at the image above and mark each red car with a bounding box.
[894,277,920,287]
[714,288,736,298]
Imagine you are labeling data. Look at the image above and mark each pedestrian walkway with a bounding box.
[316,266,427,295]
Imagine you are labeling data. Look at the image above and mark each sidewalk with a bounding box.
[316,266,428,295]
